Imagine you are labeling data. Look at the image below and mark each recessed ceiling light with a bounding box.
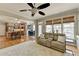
[15,18,18,21]
[17,21,21,23]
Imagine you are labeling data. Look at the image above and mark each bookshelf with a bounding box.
[5,23,26,39]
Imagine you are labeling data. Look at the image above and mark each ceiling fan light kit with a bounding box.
[19,3,50,16]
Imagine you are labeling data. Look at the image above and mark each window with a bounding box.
[33,25,35,31]
[63,22,74,42]
[38,25,42,36]
[46,25,52,33]
[53,24,62,33]
[44,16,74,43]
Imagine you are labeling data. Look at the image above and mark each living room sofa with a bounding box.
[37,33,66,53]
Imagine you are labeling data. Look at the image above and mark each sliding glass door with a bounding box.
[53,22,74,42]
[43,16,75,44]
[63,22,74,42]
[53,24,62,33]
[46,25,52,33]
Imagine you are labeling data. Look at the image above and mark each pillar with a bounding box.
[34,20,38,39]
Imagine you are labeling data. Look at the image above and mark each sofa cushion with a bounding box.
[53,34,58,41]
[51,41,65,49]
[40,34,44,39]
[49,34,53,39]
[44,33,53,39]
[38,38,47,45]
[44,33,49,39]
[58,35,65,43]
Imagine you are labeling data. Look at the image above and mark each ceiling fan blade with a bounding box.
[39,11,45,15]
[19,9,27,12]
[27,3,34,8]
[37,3,50,10]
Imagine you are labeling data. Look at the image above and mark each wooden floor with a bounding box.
[66,45,79,55]
[0,36,30,49]
[0,36,79,55]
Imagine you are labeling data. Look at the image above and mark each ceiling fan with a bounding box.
[19,3,50,16]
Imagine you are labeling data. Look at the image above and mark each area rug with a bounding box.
[0,40,64,56]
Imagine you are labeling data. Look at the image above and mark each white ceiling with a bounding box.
[0,3,79,21]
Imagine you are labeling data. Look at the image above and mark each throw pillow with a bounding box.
[58,36,65,42]
[44,33,49,39]
[53,34,58,41]
[40,34,44,39]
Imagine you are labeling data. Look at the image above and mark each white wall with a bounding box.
[0,22,5,36]
[78,21,79,36]
[77,12,79,34]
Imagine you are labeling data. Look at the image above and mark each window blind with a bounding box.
[63,16,74,23]
[53,18,61,24]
